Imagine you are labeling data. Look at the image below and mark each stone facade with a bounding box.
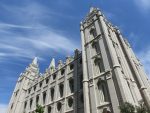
[7,7,150,113]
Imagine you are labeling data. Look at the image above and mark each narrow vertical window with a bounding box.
[43,91,47,104]
[90,28,97,38]
[15,90,19,97]
[69,78,74,93]
[80,74,83,89]
[46,78,49,84]
[92,40,100,56]
[79,58,82,65]
[97,80,109,103]
[61,69,65,75]
[47,106,51,113]
[70,64,74,70]
[94,57,104,75]
[24,101,27,109]
[34,85,36,91]
[92,42,100,54]
[51,88,54,101]
[36,95,39,105]
[28,88,31,94]
[57,102,62,111]
[59,83,64,97]
[39,81,43,87]
[68,97,73,108]
[53,74,56,80]
[11,103,13,109]
[80,93,84,103]
[30,98,33,109]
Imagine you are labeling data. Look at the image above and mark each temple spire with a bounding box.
[26,57,39,76]
[32,57,38,65]
[49,58,55,71]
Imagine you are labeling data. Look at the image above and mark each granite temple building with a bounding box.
[6,7,150,113]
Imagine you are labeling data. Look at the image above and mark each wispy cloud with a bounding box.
[134,0,150,13]
[0,103,7,113]
[0,2,51,24]
[0,25,79,61]
[0,23,41,29]
[0,2,79,62]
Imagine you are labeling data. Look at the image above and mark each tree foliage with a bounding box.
[119,102,135,113]
[136,103,150,113]
[35,104,44,113]
[119,102,150,113]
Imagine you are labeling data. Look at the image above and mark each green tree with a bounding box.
[136,103,150,113]
[35,104,44,113]
[119,102,135,113]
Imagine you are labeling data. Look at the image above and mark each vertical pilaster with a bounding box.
[116,30,150,108]
[80,25,91,113]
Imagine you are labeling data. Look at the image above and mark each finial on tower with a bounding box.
[49,58,55,70]
[32,57,38,65]
[89,7,101,13]
[90,7,95,13]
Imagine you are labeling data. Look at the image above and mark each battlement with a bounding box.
[25,49,82,94]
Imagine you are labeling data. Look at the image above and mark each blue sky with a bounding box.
[0,0,150,112]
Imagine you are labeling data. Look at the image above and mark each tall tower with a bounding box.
[7,57,39,113]
[80,7,150,113]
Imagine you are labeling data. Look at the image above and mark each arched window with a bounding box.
[51,87,54,101]
[53,74,56,80]
[57,102,62,111]
[46,78,49,84]
[24,101,27,109]
[69,78,74,93]
[28,88,31,94]
[30,98,33,109]
[43,91,47,104]
[59,83,64,97]
[34,85,36,91]
[94,57,104,75]
[47,106,51,113]
[92,41,100,55]
[39,81,43,87]
[90,27,97,38]
[61,69,65,75]
[68,97,73,108]
[70,64,74,70]
[97,79,109,103]
[36,95,39,105]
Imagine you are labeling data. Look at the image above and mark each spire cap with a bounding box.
[49,58,55,69]
[90,7,95,13]
[32,57,38,65]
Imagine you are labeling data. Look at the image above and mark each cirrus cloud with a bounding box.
[134,0,150,13]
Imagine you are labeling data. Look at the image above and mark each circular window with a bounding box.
[57,102,62,111]
[68,97,73,107]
